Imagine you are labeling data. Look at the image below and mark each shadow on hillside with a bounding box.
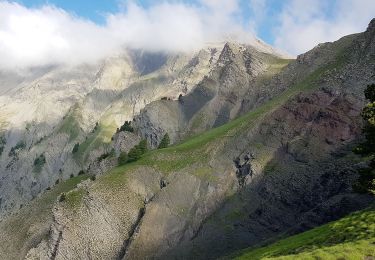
[163,141,374,260]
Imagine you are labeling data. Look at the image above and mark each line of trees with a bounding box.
[354,84,375,194]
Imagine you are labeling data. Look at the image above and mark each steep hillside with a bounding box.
[233,205,375,259]
[0,19,373,260]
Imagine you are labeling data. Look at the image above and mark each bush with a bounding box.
[119,121,134,133]
[90,175,96,181]
[158,133,170,149]
[9,140,26,156]
[33,153,46,172]
[92,122,99,133]
[59,193,66,202]
[72,143,80,153]
[118,152,129,165]
[0,135,6,156]
[34,154,46,166]
[70,174,74,179]
[365,83,375,102]
[78,170,85,175]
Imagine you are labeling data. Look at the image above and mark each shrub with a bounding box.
[119,121,134,133]
[78,170,85,175]
[59,193,66,202]
[70,174,74,179]
[0,135,6,156]
[118,152,129,165]
[9,140,26,156]
[33,153,46,172]
[72,143,80,153]
[158,133,170,149]
[90,175,96,181]
[92,122,99,133]
[34,154,46,166]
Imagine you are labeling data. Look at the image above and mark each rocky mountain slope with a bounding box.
[0,41,288,218]
[0,18,374,260]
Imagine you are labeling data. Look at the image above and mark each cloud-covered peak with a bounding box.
[0,0,255,71]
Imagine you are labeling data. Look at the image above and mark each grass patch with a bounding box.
[64,188,86,210]
[58,105,82,141]
[233,206,375,260]
[193,167,217,182]
[75,121,116,164]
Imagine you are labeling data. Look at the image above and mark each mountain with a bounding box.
[0,18,374,260]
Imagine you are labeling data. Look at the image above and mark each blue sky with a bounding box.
[0,0,374,70]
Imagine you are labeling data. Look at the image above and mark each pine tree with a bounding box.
[138,140,148,154]
[128,146,142,162]
[354,84,375,194]
[158,133,170,149]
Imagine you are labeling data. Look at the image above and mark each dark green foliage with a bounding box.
[128,140,148,162]
[78,170,86,176]
[92,122,99,133]
[128,146,142,162]
[158,133,170,149]
[119,121,134,133]
[98,149,115,162]
[59,193,66,202]
[118,152,129,165]
[33,154,46,172]
[70,174,74,178]
[90,175,96,181]
[72,143,80,154]
[34,154,46,166]
[138,140,148,154]
[364,83,375,102]
[9,140,26,156]
[98,152,110,161]
[355,84,375,194]
[0,136,5,156]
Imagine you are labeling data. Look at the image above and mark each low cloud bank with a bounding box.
[0,0,254,71]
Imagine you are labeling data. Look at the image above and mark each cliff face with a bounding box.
[0,20,374,260]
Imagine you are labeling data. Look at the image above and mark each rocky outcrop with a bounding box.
[134,42,288,147]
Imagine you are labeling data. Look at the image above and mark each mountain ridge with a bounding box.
[0,19,374,259]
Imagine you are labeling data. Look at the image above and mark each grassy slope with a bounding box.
[233,206,375,260]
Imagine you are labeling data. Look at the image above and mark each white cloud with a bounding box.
[0,0,255,71]
[273,0,375,55]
